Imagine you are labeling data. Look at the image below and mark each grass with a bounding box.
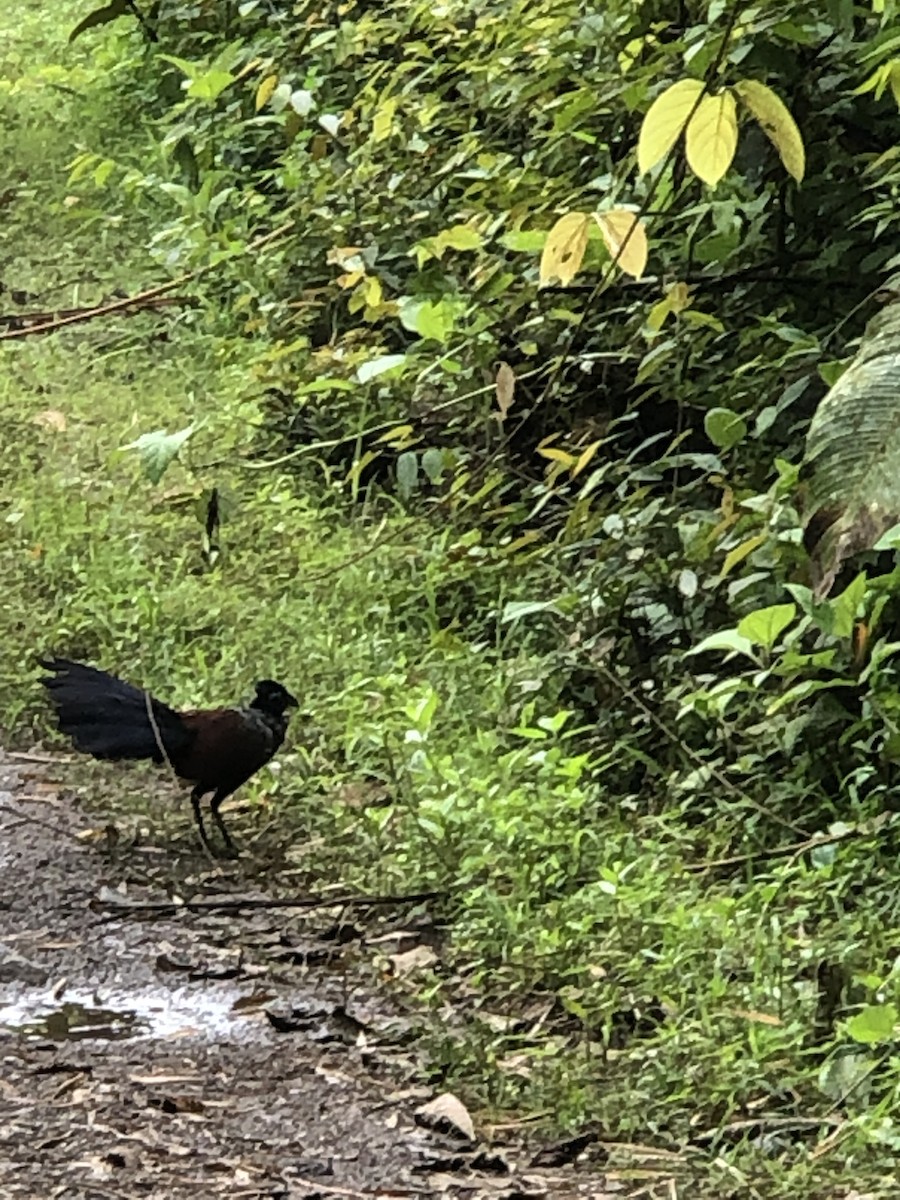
[4,6,900,1197]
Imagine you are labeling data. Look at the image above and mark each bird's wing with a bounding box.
[175,707,282,796]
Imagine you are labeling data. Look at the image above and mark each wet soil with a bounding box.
[0,753,614,1199]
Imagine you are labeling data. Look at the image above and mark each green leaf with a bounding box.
[846,1003,898,1045]
[766,679,851,715]
[122,426,196,485]
[421,447,446,483]
[356,354,407,384]
[187,69,235,101]
[396,451,419,499]
[686,630,758,659]
[818,358,852,388]
[438,225,483,253]
[873,522,900,550]
[398,298,457,343]
[737,603,796,650]
[829,572,867,639]
[499,230,547,253]
[704,407,747,450]
[501,599,564,623]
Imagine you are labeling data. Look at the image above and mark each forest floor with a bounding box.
[0,750,616,1199]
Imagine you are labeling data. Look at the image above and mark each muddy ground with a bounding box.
[0,752,621,1200]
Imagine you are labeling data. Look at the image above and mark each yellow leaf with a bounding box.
[572,439,601,478]
[637,78,704,175]
[362,275,383,306]
[373,96,397,142]
[891,62,900,109]
[733,79,805,183]
[667,281,691,312]
[539,212,591,287]
[720,533,767,577]
[537,447,576,466]
[255,74,278,112]
[376,424,415,444]
[495,362,515,418]
[594,209,648,280]
[647,281,692,331]
[685,91,738,187]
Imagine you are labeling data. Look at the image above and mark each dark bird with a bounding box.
[39,657,298,856]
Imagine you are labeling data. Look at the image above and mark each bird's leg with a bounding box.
[210,789,239,858]
[190,786,217,857]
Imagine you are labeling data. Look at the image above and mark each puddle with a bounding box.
[0,985,269,1043]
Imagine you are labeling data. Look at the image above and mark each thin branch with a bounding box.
[685,827,866,873]
[0,220,295,341]
[0,294,195,331]
[90,887,441,919]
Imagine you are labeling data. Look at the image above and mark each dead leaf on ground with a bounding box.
[32,408,67,431]
[388,945,438,977]
[231,989,276,1013]
[415,1092,476,1142]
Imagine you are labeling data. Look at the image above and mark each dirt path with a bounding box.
[0,754,610,1199]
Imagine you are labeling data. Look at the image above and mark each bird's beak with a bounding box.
[286,692,300,709]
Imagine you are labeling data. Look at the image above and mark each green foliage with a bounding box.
[10,2,900,1195]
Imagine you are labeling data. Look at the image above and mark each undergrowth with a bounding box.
[3,5,900,1197]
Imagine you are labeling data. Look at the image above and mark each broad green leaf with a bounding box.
[595,209,647,280]
[846,1003,898,1045]
[685,91,738,187]
[638,78,704,174]
[818,359,851,388]
[122,426,196,485]
[396,451,419,499]
[830,571,867,638]
[422,448,446,483]
[539,212,591,286]
[356,354,407,383]
[398,298,456,342]
[803,289,900,597]
[187,69,235,101]
[734,79,805,182]
[686,630,758,659]
[705,408,747,450]
[439,225,483,253]
[873,522,900,549]
[737,603,796,650]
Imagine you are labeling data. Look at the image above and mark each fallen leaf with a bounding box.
[389,945,438,977]
[415,1092,476,1142]
[32,408,67,431]
[231,990,276,1013]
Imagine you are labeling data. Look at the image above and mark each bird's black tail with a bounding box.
[39,657,193,763]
